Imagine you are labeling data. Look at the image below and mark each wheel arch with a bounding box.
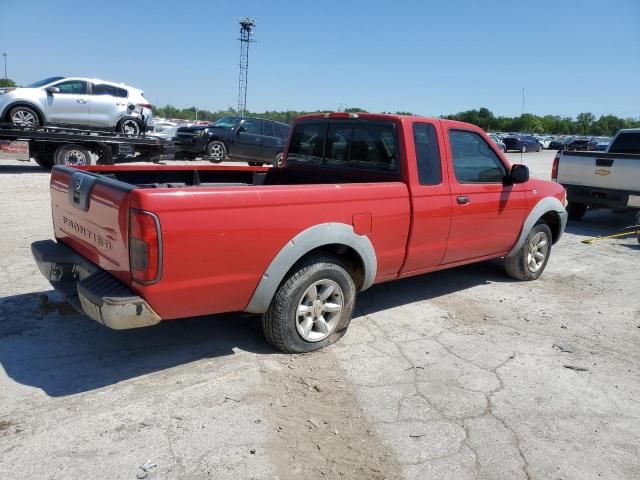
[506,197,568,258]
[3,101,45,124]
[245,223,377,314]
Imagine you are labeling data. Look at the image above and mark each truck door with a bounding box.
[441,128,527,263]
[400,121,454,273]
[234,118,263,159]
[45,80,90,126]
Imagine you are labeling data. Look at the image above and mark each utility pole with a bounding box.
[2,53,7,79]
[237,18,256,118]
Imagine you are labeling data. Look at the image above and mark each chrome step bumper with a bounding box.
[31,240,161,329]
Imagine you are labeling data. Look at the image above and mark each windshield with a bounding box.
[211,116,241,128]
[26,76,65,88]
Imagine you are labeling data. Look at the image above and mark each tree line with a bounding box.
[155,105,639,136]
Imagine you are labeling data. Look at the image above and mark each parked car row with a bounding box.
[489,132,612,153]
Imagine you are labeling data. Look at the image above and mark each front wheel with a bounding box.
[521,145,528,153]
[262,254,356,353]
[205,141,227,163]
[505,222,552,281]
[54,144,93,166]
[537,145,542,152]
[9,105,40,127]
[275,152,284,167]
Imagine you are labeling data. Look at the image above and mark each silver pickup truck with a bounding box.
[552,129,640,220]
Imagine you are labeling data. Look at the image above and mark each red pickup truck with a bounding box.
[32,113,567,352]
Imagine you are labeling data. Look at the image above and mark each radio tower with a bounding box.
[237,17,256,117]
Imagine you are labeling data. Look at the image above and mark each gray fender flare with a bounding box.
[506,197,568,257]
[245,223,377,314]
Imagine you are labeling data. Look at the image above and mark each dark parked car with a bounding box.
[566,137,595,151]
[548,137,573,150]
[175,116,291,166]
[503,135,542,153]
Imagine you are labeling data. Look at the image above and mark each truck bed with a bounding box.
[50,165,411,320]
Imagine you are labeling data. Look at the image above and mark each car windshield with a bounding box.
[211,116,241,129]
[26,76,65,88]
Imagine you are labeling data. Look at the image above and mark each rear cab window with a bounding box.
[608,132,640,154]
[287,120,399,175]
[413,123,442,185]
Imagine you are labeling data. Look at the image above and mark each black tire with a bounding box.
[262,254,356,353]
[248,161,264,167]
[505,222,552,281]
[521,145,528,153]
[54,144,93,166]
[8,105,41,127]
[500,146,506,153]
[567,202,587,221]
[33,153,54,169]
[275,152,284,167]
[117,118,142,135]
[205,141,227,163]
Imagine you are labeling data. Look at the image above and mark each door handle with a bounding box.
[457,196,470,205]
[76,99,88,104]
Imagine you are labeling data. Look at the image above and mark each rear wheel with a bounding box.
[275,152,284,167]
[205,141,227,163]
[54,144,93,166]
[262,254,356,353]
[9,105,40,127]
[505,222,552,281]
[567,202,587,221]
[521,145,528,153]
[537,144,542,152]
[118,118,142,135]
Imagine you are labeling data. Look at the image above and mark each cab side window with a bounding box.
[241,119,261,135]
[54,80,88,95]
[92,84,128,98]
[261,120,275,138]
[449,130,506,183]
[413,123,442,185]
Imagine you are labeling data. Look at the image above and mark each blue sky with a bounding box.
[1,0,638,118]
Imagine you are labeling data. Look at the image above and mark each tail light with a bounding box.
[137,103,153,110]
[129,209,162,284]
[551,153,560,181]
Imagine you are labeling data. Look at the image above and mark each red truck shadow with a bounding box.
[0,261,510,397]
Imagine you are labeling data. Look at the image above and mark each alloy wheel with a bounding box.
[526,231,549,273]
[295,280,344,342]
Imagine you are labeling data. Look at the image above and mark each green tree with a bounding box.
[576,112,595,135]
[0,78,16,87]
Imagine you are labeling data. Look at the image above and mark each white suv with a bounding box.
[0,76,154,134]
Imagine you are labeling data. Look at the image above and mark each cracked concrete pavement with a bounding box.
[1,152,639,479]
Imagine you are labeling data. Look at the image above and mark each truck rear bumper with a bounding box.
[563,184,640,210]
[31,240,161,330]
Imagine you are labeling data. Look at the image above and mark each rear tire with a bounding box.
[54,144,93,166]
[521,145,528,153]
[118,118,142,135]
[275,152,284,167]
[262,254,356,353]
[205,141,227,163]
[567,202,587,221]
[505,222,552,281]
[537,145,542,152]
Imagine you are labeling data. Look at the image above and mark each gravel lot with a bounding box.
[1,151,639,479]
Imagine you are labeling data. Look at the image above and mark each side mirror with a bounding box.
[45,86,60,94]
[236,125,246,135]
[508,163,529,184]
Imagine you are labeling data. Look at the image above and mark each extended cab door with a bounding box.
[45,80,90,125]
[400,121,453,273]
[441,128,527,263]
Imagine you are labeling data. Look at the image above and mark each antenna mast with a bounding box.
[237,17,256,118]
